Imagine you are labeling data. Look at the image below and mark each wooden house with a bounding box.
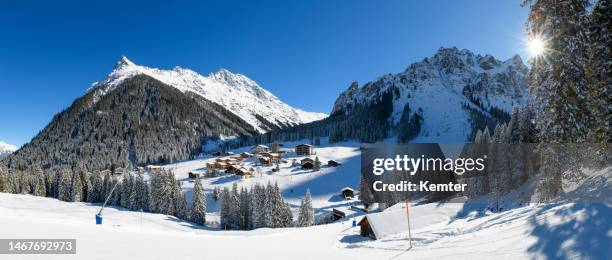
[357,205,411,240]
[260,152,280,161]
[258,156,272,165]
[301,157,314,169]
[328,160,341,167]
[295,144,314,155]
[332,208,346,221]
[188,171,201,179]
[340,187,355,199]
[225,164,240,174]
[207,162,228,169]
[251,144,270,154]
[357,217,374,238]
[301,161,314,169]
[146,165,163,174]
[235,167,253,177]
[300,158,314,164]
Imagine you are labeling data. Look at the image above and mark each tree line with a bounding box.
[0,165,315,229]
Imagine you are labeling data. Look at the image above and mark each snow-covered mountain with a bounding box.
[0,141,17,160]
[331,47,530,142]
[89,56,327,132]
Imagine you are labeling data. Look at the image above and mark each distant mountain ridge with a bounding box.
[0,141,17,160]
[255,47,530,145]
[330,47,530,142]
[90,56,327,132]
[3,57,328,172]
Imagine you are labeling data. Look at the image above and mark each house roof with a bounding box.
[301,158,314,163]
[340,187,355,192]
[360,207,409,239]
[296,144,313,148]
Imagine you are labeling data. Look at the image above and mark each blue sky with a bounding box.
[0,0,529,147]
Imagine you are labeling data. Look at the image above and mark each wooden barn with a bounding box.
[340,187,355,199]
[332,208,346,221]
[327,160,340,167]
[295,144,314,155]
[357,205,410,240]
[301,158,314,169]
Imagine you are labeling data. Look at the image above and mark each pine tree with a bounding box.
[88,172,103,203]
[191,179,206,225]
[262,182,275,227]
[149,171,176,215]
[250,184,266,229]
[71,171,84,202]
[359,174,375,208]
[314,156,321,171]
[228,183,240,229]
[33,170,46,197]
[220,187,231,229]
[132,173,149,211]
[271,183,292,228]
[524,0,590,200]
[0,167,6,193]
[585,0,612,143]
[57,169,72,202]
[173,182,189,220]
[212,186,220,201]
[297,189,314,227]
[120,173,134,207]
[45,171,55,198]
[19,172,31,194]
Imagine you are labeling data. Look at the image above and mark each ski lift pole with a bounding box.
[402,170,413,248]
[405,199,412,249]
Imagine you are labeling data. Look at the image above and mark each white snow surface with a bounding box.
[1,167,609,259]
[89,56,327,132]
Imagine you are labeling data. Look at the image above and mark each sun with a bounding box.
[526,35,546,57]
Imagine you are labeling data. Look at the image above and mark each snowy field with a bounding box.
[0,139,609,259]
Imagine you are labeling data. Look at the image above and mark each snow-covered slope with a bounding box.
[1,166,608,259]
[0,141,17,160]
[89,56,327,132]
[332,47,530,142]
